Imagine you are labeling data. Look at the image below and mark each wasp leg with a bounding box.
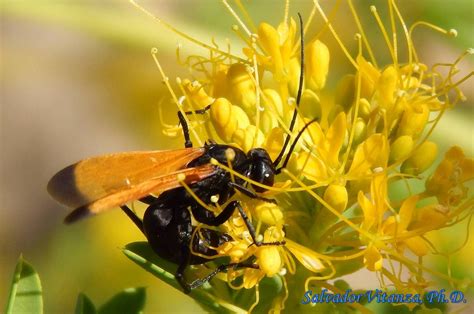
[191,201,285,247]
[177,111,193,148]
[228,181,277,204]
[184,104,211,115]
[175,246,193,294]
[233,201,286,247]
[190,200,236,226]
[120,205,144,235]
[176,250,258,293]
[187,262,259,290]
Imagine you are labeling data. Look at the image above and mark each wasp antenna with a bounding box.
[273,12,304,168]
[276,117,319,174]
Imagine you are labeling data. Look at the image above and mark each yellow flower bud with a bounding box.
[389,135,414,163]
[300,89,322,119]
[335,74,355,110]
[210,97,250,143]
[324,185,348,213]
[397,104,430,136]
[353,118,367,145]
[397,104,429,138]
[305,40,330,91]
[258,22,284,81]
[231,125,264,152]
[233,105,251,130]
[210,98,238,141]
[255,202,284,225]
[256,247,281,276]
[376,66,398,110]
[358,98,372,120]
[401,141,438,174]
[404,236,429,257]
[260,109,278,133]
[227,63,256,116]
[356,55,380,99]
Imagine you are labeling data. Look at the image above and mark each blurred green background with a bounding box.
[1,0,472,312]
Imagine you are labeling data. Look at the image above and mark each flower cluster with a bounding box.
[133,0,472,312]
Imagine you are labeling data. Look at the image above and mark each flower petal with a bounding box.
[285,239,325,272]
[364,245,383,271]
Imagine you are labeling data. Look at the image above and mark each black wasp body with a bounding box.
[123,143,278,292]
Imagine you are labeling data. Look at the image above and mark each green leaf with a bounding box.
[123,242,245,314]
[98,288,146,314]
[123,242,180,289]
[75,293,96,314]
[5,255,43,314]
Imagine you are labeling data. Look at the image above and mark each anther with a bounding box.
[210,195,219,203]
[373,167,384,173]
[448,29,458,37]
[225,148,236,162]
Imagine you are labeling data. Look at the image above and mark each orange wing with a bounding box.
[47,147,215,223]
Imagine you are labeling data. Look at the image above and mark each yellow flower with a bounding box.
[382,195,429,257]
[130,0,473,311]
[425,146,474,205]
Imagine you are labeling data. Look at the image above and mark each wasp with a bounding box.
[48,14,314,293]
